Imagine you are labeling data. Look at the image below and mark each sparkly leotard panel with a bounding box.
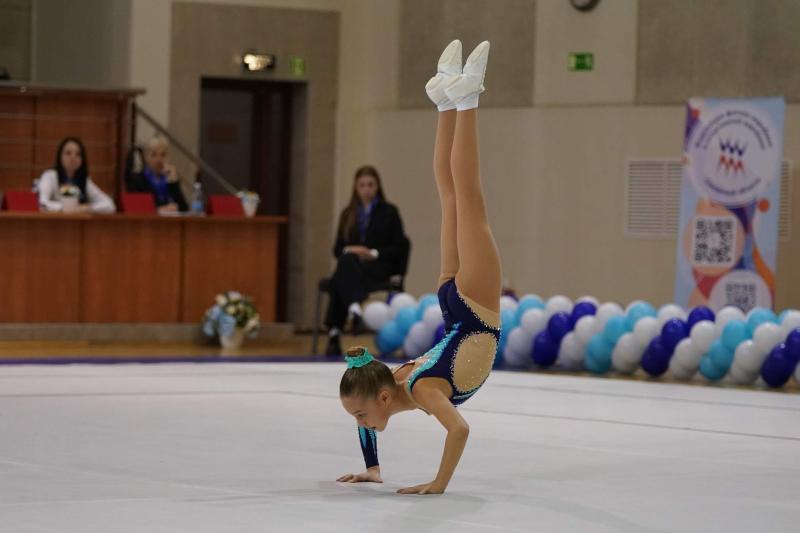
[405,278,500,407]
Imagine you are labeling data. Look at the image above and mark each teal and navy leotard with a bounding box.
[358,278,500,468]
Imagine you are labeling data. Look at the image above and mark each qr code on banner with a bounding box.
[725,282,756,312]
[691,216,736,267]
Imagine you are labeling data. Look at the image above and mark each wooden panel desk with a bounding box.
[0,212,286,323]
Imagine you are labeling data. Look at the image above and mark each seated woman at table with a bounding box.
[38,137,116,213]
[126,135,188,215]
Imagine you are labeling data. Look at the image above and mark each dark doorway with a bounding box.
[199,78,306,321]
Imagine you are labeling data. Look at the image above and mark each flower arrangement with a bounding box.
[59,184,81,198]
[202,291,260,342]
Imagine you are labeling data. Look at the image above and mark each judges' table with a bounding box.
[0,212,286,323]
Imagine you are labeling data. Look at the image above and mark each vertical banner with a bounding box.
[675,97,785,312]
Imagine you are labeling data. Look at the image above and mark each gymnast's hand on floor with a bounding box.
[397,481,445,495]
[337,466,382,483]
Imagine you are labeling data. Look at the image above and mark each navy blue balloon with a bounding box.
[570,302,597,327]
[547,312,572,343]
[641,337,671,377]
[661,319,688,352]
[687,306,715,329]
[532,330,559,367]
[761,343,795,388]
[784,328,800,364]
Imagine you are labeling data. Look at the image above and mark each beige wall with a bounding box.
[0,0,32,80]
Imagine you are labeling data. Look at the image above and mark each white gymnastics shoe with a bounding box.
[444,40,490,111]
[425,39,462,111]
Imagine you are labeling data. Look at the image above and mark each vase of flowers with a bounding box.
[237,190,260,217]
[202,291,260,349]
[59,184,81,213]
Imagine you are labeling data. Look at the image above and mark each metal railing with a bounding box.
[133,104,238,195]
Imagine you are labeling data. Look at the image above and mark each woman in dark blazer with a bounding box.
[326,165,409,356]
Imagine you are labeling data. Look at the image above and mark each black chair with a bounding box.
[311,239,410,355]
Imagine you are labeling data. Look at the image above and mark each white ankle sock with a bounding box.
[456,93,479,111]
[328,327,340,337]
[348,303,363,317]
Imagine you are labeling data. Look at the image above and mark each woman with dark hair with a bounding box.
[325,165,409,356]
[38,137,115,213]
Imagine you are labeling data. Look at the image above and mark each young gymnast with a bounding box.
[337,39,502,495]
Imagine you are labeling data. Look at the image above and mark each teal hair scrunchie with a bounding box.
[346,349,375,369]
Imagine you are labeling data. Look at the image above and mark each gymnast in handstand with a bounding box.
[337,39,501,495]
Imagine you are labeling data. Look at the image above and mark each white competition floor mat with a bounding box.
[1,363,798,532]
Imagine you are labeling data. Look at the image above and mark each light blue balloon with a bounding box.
[699,354,727,381]
[377,321,404,353]
[501,309,518,330]
[707,339,734,372]
[515,296,545,323]
[747,308,779,337]
[721,319,750,352]
[586,333,613,374]
[417,294,439,319]
[778,309,790,323]
[625,302,657,330]
[396,307,419,334]
[604,315,630,345]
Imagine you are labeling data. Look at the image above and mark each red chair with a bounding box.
[120,192,156,214]
[1,190,39,212]
[208,194,244,217]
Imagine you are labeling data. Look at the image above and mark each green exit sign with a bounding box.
[568,52,594,71]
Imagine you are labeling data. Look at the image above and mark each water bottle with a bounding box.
[190,181,205,214]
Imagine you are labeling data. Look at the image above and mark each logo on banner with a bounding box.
[686,105,780,207]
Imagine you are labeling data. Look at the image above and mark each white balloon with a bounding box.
[574,315,598,345]
[576,295,599,306]
[633,316,659,348]
[672,338,701,368]
[689,321,715,354]
[520,308,547,336]
[546,295,573,316]
[728,364,758,385]
[657,304,686,328]
[403,335,424,358]
[503,344,531,368]
[506,327,533,361]
[389,293,417,315]
[732,340,762,374]
[714,306,746,336]
[500,295,518,313]
[422,305,444,332]
[558,332,585,368]
[595,302,624,331]
[669,356,697,380]
[612,333,640,373]
[407,322,434,350]
[780,310,800,336]
[363,301,392,331]
[753,322,782,355]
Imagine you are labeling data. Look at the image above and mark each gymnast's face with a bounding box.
[341,389,391,432]
[355,175,378,205]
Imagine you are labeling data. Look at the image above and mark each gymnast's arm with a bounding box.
[336,426,382,483]
[398,382,469,495]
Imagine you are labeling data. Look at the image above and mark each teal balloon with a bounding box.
[604,315,630,345]
[625,302,657,330]
[699,354,727,381]
[501,309,518,330]
[515,296,544,322]
[376,321,404,353]
[396,307,419,334]
[721,319,750,352]
[417,294,439,319]
[586,333,613,374]
[747,308,778,337]
[707,340,734,372]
